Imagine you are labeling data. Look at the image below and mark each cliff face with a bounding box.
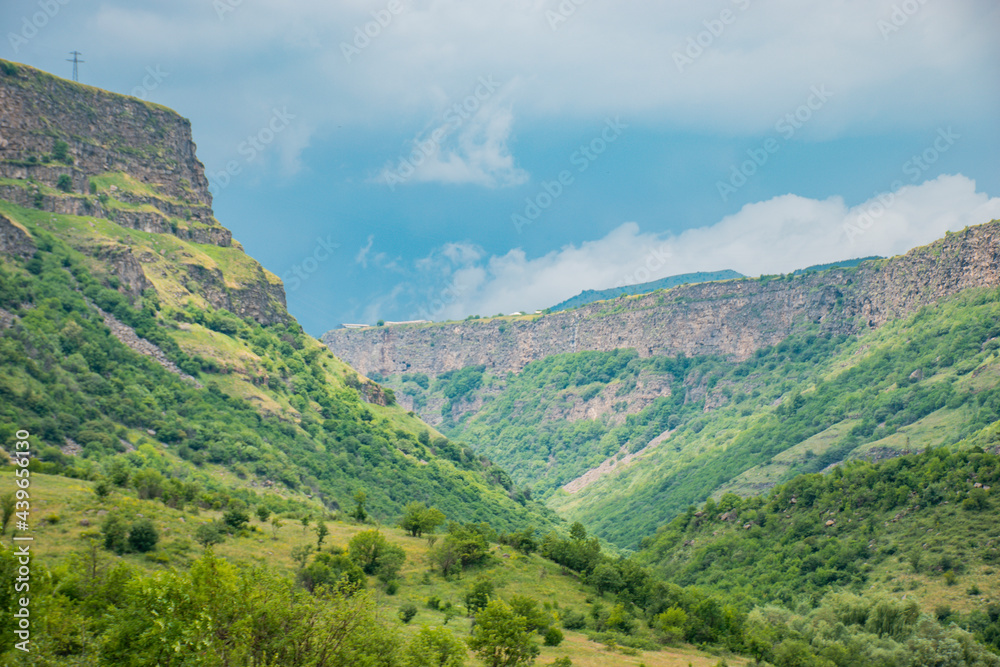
[0,62,210,205]
[0,60,287,325]
[324,220,1000,377]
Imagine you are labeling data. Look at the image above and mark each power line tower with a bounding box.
[66,51,84,82]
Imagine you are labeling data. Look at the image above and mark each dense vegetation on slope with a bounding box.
[0,204,552,531]
[641,448,1000,609]
[393,286,1000,548]
[5,464,998,666]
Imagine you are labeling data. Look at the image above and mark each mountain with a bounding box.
[323,223,1000,378]
[4,58,1000,667]
[547,270,744,312]
[327,222,1000,549]
[0,58,551,531]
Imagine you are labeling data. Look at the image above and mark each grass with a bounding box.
[1,469,739,666]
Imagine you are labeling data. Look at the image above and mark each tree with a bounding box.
[464,577,495,615]
[590,562,624,596]
[315,521,329,549]
[569,522,587,542]
[291,544,314,569]
[56,174,73,192]
[348,530,406,581]
[223,506,250,531]
[301,516,310,533]
[0,493,14,535]
[399,603,418,624]
[509,595,551,633]
[400,502,446,537]
[270,516,283,539]
[195,521,226,548]
[101,514,130,554]
[255,505,271,522]
[298,552,365,593]
[406,626,468,667]
[351,491,368,522]
[128,519,159,553]
[468,599,539,667]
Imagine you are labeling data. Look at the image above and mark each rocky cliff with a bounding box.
[324,220,1000,377]
[0,59,287,324]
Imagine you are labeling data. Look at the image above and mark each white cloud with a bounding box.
[377,80,529,188]
[24,0,996,171]
[372,175,1000,320]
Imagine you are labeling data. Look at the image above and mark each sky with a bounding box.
[3,0,999,335]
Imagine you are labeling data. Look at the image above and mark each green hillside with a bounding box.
[391,285,1000,549]
[548,270,744,312]
[0,195,551,533]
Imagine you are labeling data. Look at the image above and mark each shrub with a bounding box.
[543,626,565,646]
[56,174,73,192]
[223,506,250,531]
[128,519,159,553]
[562,609,587,630]
[399,603,417,624]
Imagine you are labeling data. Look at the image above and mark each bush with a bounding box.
[56,174,73,192]
[52,140,69,162]
[561,609,587,630]
[543,626,564,646]
[101,514,129,554]
[399,603,417,624]
[223,506,250,531]
[195,521,226,548]
[128,519,159,553]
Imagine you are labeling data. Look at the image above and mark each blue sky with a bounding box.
[3,0,999,335]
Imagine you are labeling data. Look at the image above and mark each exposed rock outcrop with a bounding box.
[0,59,288,326]
[0,62,210,205]
[0,212,34,257]
[94,304,201,386]
[324,220,1000,377]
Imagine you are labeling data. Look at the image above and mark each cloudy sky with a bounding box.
[4,1,999,333]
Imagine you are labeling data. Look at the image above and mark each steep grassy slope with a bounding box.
[0,199,552,531]
[388,285,1000,548]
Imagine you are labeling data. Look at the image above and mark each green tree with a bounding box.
[400,502,446,537]
[399,602,418,624]
[101,514,129,554]
[351,491,368,522]
[465,577,495,615]
[222,506,250,531]
[298,552,365,593]
[509,594,551,633]
[270,516,283,539]
[589,562,624,596]
[56,174,73,192]
[315,520,329,549]
[255,505,271,522]
[291,544,314,569]
[468,599,539,667]
[127,519,159,553]
[195,521,225,548]
[405,625,468,667]
[348,530,406,581]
